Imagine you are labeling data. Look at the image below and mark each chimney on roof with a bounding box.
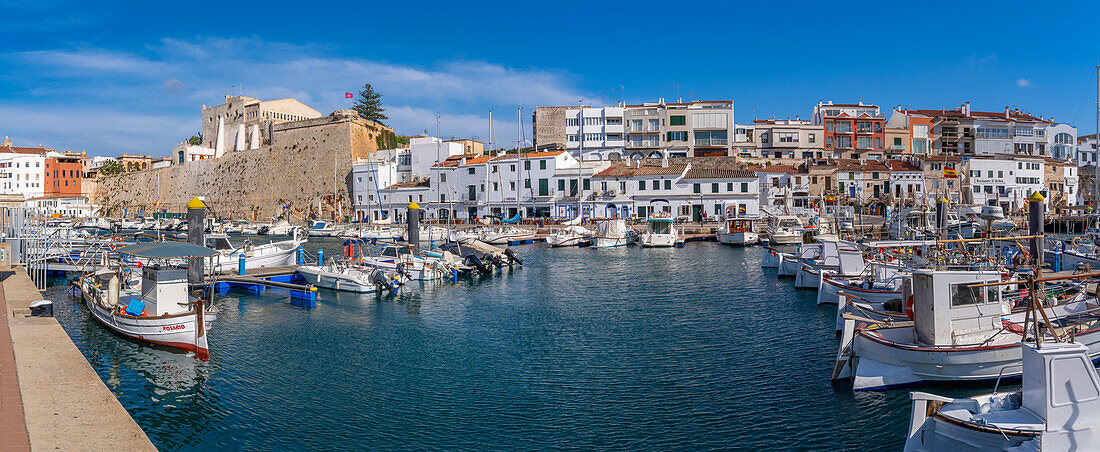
[858,101,864,106]
[636,158,641,168]
[1005,106,1010,119]
[662,154,669,167]
[962,102,971,117]
[2,136,9,147]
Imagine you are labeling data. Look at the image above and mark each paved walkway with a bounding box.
[0,273,30,451]
[4,269,156,451]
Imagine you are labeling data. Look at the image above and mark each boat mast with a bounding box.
[486,110,493,221]
[516,107,523,217]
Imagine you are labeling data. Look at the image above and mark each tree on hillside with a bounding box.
[99,161,124,176]
[353,83,388,125]
[187,132,203,145]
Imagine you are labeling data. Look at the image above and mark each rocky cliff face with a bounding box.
[96,111,390,220]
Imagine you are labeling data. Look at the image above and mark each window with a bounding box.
[664,180,671,190]
[540,160,546,170]
[670,115,686,126]
[693,183,700,194]
[558,180,565,191]
[440,173,447,183]
[525,161,530,170]
[836,136,852,148]
[826,136,834,148]
[648,119,659,131]
[667,131,687,141]
[711,183,719,193]
[874,122,883,133]
[727,183,733,191]
[874,137,883,149]
[694,131,728,146]
[778,132,798,143]
[510,164,515,172]
[741,182,748,193]
[493,166,498,173]
[583,179,590,190]
[652,180,659,190]
[826,121,834,133]
[857,137,872,149]
[692,113,727,128]
[639,181,646,191]
[631,120,643,131]
[525,180,531,189]
[950,282,994,307]
[856,121,872,133]
[808,134,816,144]
[835,121,852,133]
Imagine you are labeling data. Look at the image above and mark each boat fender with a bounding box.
[905,296,914,320]
[108,275,120,307]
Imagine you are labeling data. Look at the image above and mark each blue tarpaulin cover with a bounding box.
[125,298,145,316]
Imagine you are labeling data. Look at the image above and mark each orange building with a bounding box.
[44,154,82,196]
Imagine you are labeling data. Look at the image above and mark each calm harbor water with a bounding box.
[47,239,982,450]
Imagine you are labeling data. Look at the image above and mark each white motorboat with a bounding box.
[308,219,337,237]
[258,219,298,236]
[639,215,679,248]
[592,219,637,248]
[448,228,482,244]
[793,240,866,290]
[834,269,1100,390]
[360,244,447,280]
[206,233,303,273]
[78,242,218,359]
[904,341,1100,451]
[297,262,401,294]
[479,227,536,245]
[359,226,403,241]
[546,225,593,247]
[766,215,803,245]
[717,218,758,246]
[777,243,822,278]
[761,247,783,268]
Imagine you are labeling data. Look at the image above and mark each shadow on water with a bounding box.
[44,238,1013,450]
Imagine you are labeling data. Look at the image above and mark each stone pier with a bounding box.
[2,268,155,451]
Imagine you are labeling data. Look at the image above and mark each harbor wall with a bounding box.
[95,111,392,219]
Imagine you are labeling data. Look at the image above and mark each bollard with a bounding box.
[935,196,947,238]
[238,253,246,276]
[186,197,205,286]
[407,202,421,254]
[1028,191,1045,268]
[297,245,304,265]
[317,248,324,265]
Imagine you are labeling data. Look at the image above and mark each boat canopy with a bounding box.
[501,213,522,224]
[115,242,219,258]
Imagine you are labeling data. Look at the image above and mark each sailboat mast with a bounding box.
[516,107,523,215]
[486,110,493,220]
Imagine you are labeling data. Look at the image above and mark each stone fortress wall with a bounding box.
[96,110,392,220]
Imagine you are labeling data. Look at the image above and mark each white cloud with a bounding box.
[0,105,194,155]
[5,36,588,155]
[1017,78,1032,87]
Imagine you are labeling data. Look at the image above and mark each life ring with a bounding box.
[344,243,355,258]
[1073,237,1081,248]
[905,295,915,320]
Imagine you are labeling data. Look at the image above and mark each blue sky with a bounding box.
[2,0,1099,156]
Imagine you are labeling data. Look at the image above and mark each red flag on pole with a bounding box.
[344,92,353,99]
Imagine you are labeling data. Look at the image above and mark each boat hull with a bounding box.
[297,266,378,293]
[82,288,213,358]
[717,231,758,246]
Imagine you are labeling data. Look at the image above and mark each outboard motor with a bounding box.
[486,254,504,269]
[371,270,398,294]
[464,255,492,275]
[503,248,523,266]
[395,262,409,279]
[258,225,270,235]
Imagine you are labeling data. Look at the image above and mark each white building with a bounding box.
[1078,134,1099,167]
[0,148,51,199]
[565,106,625,161]
[887,160,925,201]
[173,142,217,164]
[26,195,96,218]
[967,155,1045,211]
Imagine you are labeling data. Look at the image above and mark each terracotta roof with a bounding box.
[917,155,963,163]
[432,153,485,167]
[745,164,806,174]
[886,160,921,172]
[383,180,430,190]
[490,150,565,161]
[0,145,52,155]
[899,108,1050,124]
[593,161,687,178]
[683,168,756,179]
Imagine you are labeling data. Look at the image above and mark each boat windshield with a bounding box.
[206,237,234,250]
[779,219,800,228]
[650,221,671,234]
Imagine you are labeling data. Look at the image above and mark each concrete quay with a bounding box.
[2,267,155,451]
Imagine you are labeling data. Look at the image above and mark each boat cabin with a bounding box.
[910,270,1007,346]
[1021,342,1100,438]
[205,235,235,251]
[646,217,673,235]
[140,264,190,316]
[724,219,753,233]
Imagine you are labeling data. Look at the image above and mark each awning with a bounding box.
[114,241,218,258]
